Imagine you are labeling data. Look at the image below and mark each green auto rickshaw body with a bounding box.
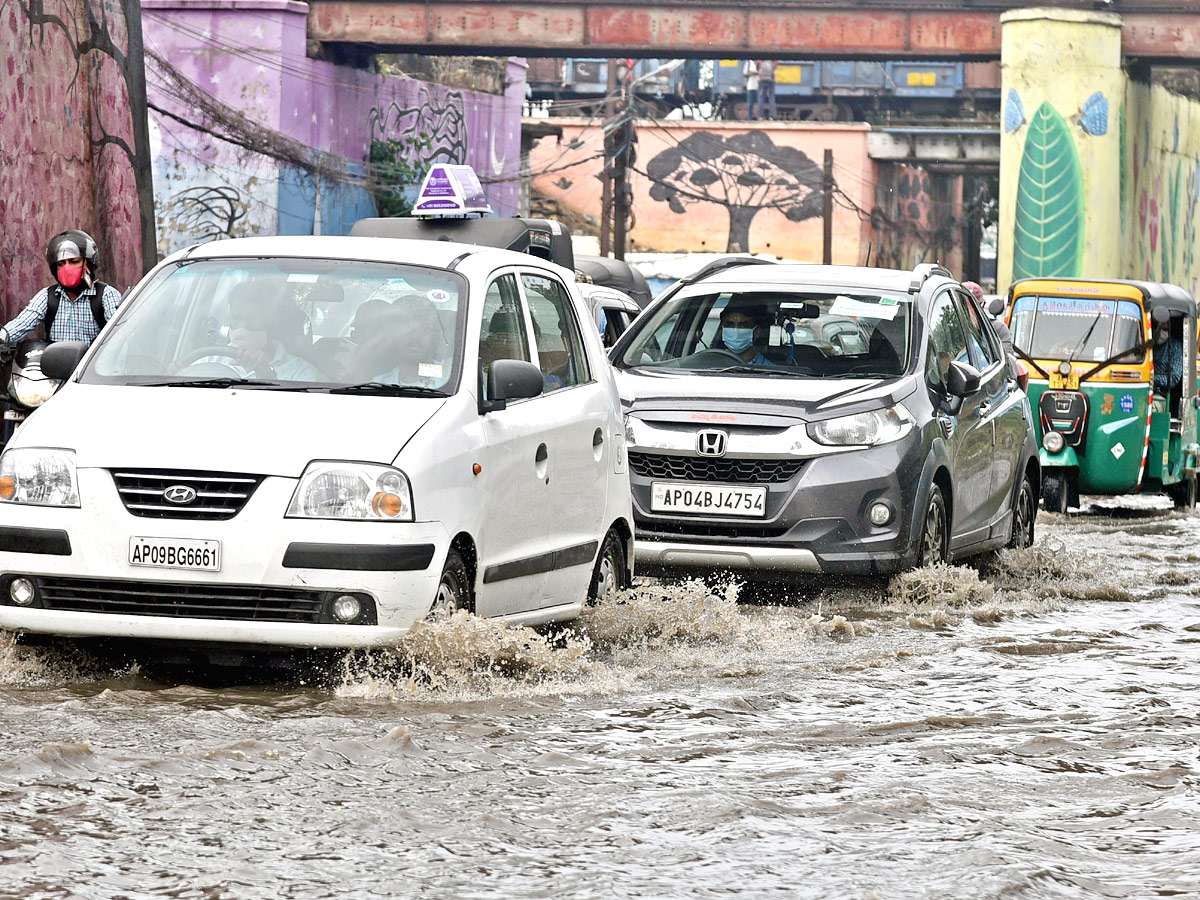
[1008,278,1199,503]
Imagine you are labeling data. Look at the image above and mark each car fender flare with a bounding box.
[907,436,953,558]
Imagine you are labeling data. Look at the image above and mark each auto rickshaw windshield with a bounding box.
[1010,295,1145,364]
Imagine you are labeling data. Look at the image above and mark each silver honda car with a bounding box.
[610,260,1039,581]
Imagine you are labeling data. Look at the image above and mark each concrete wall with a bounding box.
[144,0,523,257]
[0,0,147,318]
[529,120,875,264]
[999,7,1200,296]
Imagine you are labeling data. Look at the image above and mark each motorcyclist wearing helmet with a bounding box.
[0,230,122,347]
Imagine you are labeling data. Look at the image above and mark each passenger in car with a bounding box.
[717,303,773,365]
[351,294,449,388]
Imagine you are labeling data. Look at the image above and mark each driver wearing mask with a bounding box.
[0,230,122,347]
[718,303,773,365]
[211,285,322,381]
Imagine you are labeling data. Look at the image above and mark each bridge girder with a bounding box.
[308,2,1200,62]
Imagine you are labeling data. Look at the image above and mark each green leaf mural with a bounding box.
[1014,102,1085,279]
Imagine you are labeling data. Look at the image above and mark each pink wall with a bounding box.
[0,0,145,318]
[529,119,876,263]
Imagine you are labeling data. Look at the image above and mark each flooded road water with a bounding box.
[3,503,1200,899]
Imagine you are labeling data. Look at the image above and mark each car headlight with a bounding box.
[808,404,915,447]
[10,373,62,408]
[0,448,80,507]
[285,461,413,521]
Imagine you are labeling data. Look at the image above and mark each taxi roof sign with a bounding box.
[412,164,492,217]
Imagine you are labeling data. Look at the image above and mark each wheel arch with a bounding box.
[608,516,635,588]
[449,531,478,595]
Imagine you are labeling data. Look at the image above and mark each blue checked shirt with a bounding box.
[0,282,122,345]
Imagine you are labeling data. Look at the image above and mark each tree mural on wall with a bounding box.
[645,131,824,253]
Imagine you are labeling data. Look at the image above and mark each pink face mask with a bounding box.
[57,263,85,290]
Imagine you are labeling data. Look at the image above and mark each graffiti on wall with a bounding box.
[164,185,249,242]
[645,131,823,253]
[368,87,468,217]
[0,0,149,315]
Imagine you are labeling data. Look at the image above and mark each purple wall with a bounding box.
[1,0,147,318]
[144,0,523,253]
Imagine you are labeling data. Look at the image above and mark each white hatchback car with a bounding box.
[0,236,632,653]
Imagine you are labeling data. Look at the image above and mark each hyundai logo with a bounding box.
[162,485,197,505]
[696,429,728,457]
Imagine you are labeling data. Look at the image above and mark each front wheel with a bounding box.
[1042,471,1069,514]
[1008,470,1037,549]
[917,483,949,567]
[588,529,626,605]
[429,548,473,618]
[1167,473,1197,510]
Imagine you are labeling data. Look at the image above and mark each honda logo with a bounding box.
[162,485,197,505]
[696,430,728,457]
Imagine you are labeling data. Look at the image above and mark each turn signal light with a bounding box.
[0,476,14,501]
[1109,369,1142,381]
[371,491,404,518]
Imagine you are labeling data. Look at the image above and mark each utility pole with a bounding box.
[822,148,834,265]
[613,59,633,261]
[599,60,618,258]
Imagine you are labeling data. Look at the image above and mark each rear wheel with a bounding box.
[918,483,949,567]
[1007,471,1037,549]
[1168,473,1197,510]
[429,548,473,618]
[1042,471,1069,514]
[588,529,626,605]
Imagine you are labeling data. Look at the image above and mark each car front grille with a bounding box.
[112,469,264,520]
[36,577,326,623]
[628,452,803,484]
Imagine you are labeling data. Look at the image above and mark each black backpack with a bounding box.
[43,282,109,340]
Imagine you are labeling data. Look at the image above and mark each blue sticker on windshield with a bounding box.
[1119,393,1134,413]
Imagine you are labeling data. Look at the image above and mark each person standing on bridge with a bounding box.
[757,60,776,120]
[742,60,759,121]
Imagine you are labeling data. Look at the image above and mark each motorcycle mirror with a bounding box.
[1151,306,1171,346]
[40,341,88,381]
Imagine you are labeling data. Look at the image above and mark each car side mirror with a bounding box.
[1152,306,1171,346]
[40,341,88,381]
[482,358,543,413]
[946,360,981,398]
[987,296,1006,318]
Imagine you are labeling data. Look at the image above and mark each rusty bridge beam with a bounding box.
[308,2,1200,61]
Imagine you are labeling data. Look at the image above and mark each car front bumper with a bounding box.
[631,436,924,578]
[0,471,450,648]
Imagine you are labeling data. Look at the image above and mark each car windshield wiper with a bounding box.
[327,382,448,397]
[141,377,282,388]
[712,365,804,377]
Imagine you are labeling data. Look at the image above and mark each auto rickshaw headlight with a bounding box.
[1058,361,1072,377]
[1043,431,1065,454]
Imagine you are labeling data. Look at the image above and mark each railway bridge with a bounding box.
[307,0,1200,61]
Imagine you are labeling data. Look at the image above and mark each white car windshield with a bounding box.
[81,258,466,391]
[619,289,911,377]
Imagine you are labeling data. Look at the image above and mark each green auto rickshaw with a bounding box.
[1006,277,1199,512]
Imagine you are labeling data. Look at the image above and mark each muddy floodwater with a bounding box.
[3,502,1200,899]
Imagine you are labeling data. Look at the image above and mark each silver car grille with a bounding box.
[111,469,264,520]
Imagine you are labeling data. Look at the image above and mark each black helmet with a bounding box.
[45,230,99,277]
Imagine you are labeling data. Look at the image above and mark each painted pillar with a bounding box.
[998,8,1124,293]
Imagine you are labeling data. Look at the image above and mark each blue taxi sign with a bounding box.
[412,164,492,217]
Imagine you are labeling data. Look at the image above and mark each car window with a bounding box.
[521,273,590,391]
[479,274,530,398]
[618,288,910,378]
[83,258,465,390]
[926,290,971,390]
[957,290,999,370]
